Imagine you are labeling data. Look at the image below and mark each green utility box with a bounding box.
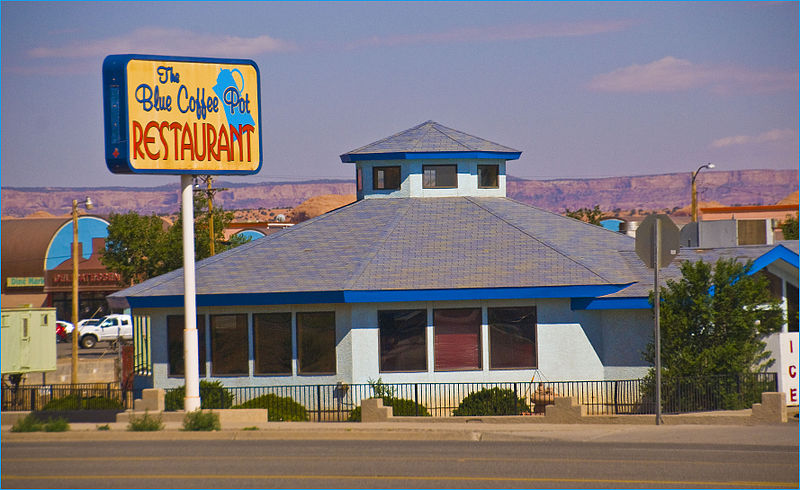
[1,307,57,374]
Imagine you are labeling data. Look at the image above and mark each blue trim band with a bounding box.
[340,151,522,163]
[571,297,651,310]
[749,244,799,274]
[125,284,629,309]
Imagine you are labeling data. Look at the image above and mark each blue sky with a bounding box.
[1,1,797,188]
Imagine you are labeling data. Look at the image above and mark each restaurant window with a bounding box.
[379,309,427,372]
[253,312,292,375]
[423,165,457,189]
[373,166,401,190]
[434,308,481,371]
[489,307,537,369]
[211,314,248,376]
[167,315,206,377]
[297,311,336,374]
[478,165,499,188]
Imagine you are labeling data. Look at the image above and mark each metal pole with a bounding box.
[207,177,215,256]
[181,175,201,412]
[654,218,662,425]
[71,200,79,385]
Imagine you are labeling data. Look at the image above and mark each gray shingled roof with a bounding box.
[605,242,798,299]
[340,121,521,160]
[113,197,639,303]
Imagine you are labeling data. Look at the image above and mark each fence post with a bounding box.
[613,381,618,415]
[414,384,419,417]
[30,388,36,412]
[513,383,518,414]
[316,385,322,422]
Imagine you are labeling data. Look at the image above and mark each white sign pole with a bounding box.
[654,218,662,425]
[181,174,201,412]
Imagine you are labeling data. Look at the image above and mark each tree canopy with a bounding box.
[644,258,783,379]
[564,205,604,225]
[780,213,798,240]
[101,193,249,286]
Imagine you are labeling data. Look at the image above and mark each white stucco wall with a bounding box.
[355,159,507,200]
[139,297,653,390]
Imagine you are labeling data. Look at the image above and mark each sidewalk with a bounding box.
[3,419,797,447]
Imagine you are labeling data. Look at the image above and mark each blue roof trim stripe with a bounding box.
[571,297,651,310]
[125,284,629,309]
[749,244,799,274]
[340,151,521,163]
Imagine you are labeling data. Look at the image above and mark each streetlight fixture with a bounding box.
[71,196,93,385]
[691,163,715,222]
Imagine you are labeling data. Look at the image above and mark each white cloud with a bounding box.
[587,56,798,94]
[344,19,635,49]
[711,129,797,148]
[27,27,297,60]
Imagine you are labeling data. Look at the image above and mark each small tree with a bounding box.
[565,205,604,225]
[780,214,798,240]
[643,258,783,410]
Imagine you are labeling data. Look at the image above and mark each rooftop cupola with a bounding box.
[340,121,522,200]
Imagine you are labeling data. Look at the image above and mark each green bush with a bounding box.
[96,424,111,431]
[452,388,530,416]
[127,411,164,431]
[41,394,123,411]
[10,414,43,432]
[347,397,430,422]
[165,381,233,411]
[43,417,70,432]
[182,410,221,431]
[233,393,308,421]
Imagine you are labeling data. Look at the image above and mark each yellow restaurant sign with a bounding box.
[103,55,262,175]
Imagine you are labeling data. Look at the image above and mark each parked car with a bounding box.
[77,314,133,349]
[77,318,101,329]
[55,321,73,343]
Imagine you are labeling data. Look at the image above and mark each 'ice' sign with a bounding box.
[103,55,262,176]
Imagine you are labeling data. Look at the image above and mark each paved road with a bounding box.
[3,437,797,488]
[56,340,118,360]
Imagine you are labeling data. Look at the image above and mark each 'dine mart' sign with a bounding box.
[103,54,262,175]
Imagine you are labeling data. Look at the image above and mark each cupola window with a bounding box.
[422,165,457,189]
[373,166,401,190]
[478,165,499,189]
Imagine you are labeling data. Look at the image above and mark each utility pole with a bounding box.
[195,176,228,256]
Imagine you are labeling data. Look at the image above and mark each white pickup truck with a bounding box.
[77,314,133,349]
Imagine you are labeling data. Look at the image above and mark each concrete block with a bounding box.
[361,398,393,422]
[544,396,586,423]
[133,389,165,412]
[751,392,787,424]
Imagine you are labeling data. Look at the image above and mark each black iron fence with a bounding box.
[1,383,132,412]
[159,373,777,421]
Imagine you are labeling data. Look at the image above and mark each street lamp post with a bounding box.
[71,197,93,385]
[691,163,715,222]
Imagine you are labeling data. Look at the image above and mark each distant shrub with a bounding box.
[96,424,111,431]
[11,414,43,432]
[452,388,530,416]
[165,381,233,411]
[43,417,70,432]
[234,393,308,421]
[41,394,123,411]
[127,411,164,431]
[182,410,220,431]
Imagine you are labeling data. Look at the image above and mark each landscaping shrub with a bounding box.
[452,388,530,416]
[41,394,123,411]
[233,393,308,421]
[164,380,233,411]
[96,424,111,431]
[182,410,220,431]
[127,411,164,431]
[10,414,43,432]
[43,417,70,432]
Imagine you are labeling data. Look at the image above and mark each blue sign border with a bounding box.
[102,54,263,176]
